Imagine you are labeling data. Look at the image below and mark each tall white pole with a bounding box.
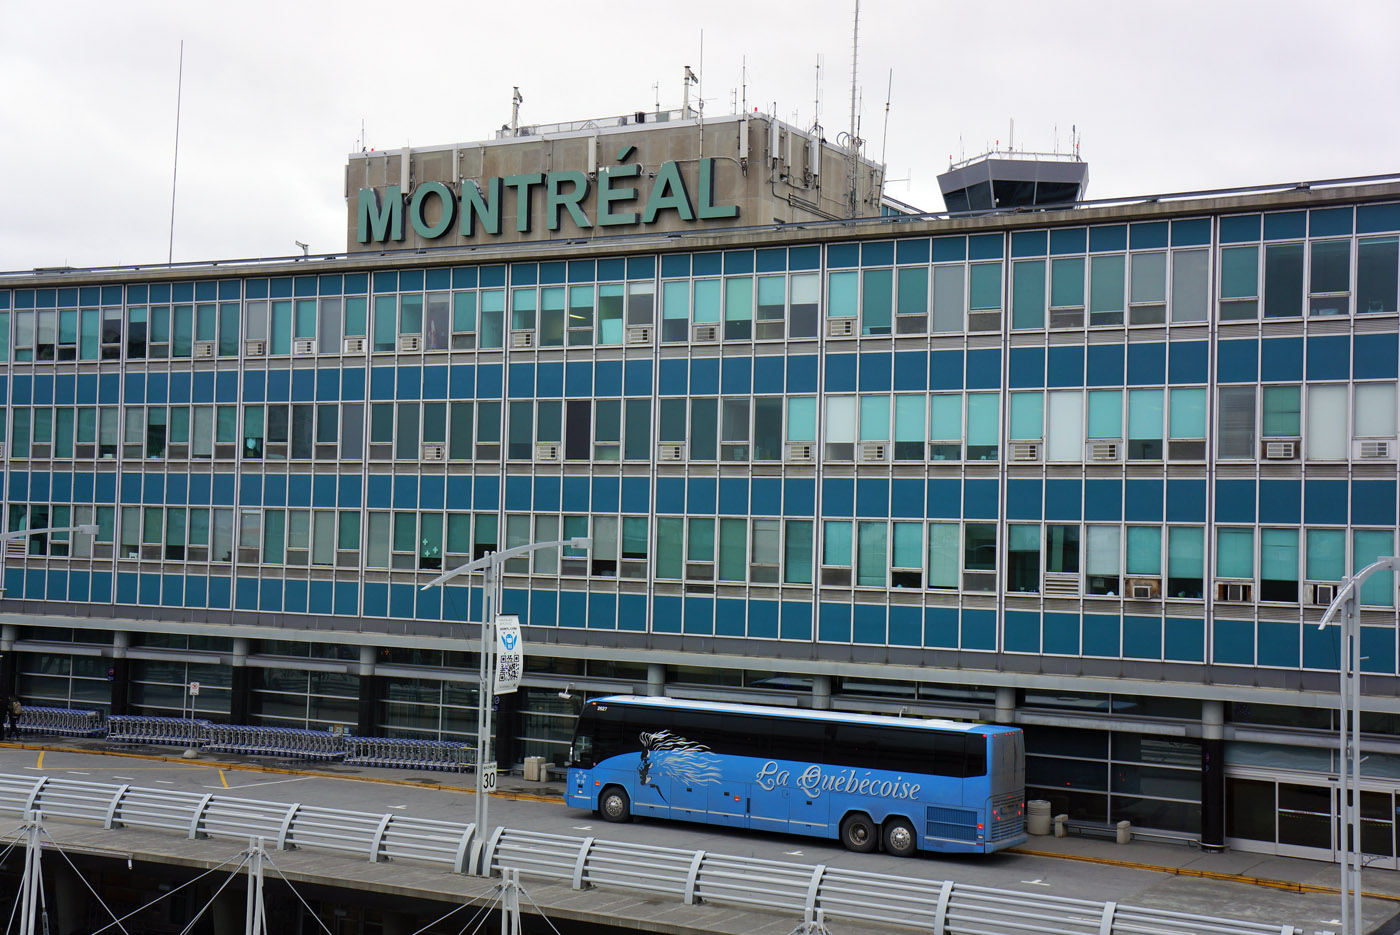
[1348,593,1363,930]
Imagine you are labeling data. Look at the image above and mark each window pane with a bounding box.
[1167,527,1204,578]
[1220,245,1258,299]
[784,520,813,584]
[1131,251,1166,302]
[969,263,1001,310]
[1355,383,1397,437]
[1089,254,1125,314]
[1051,257,1084,308]
[897,266,927,317]
[823,521,852,567]
[1009,392,1043,440]
[1169,388,1206,438]
[1310,240,1350,295]
[930,393,962,439]
[1047,391,1082,461]
[828,271,857,318]
[1306,385,1348,458]
[932,265,965,331]
[1216,528,1254,579]
[1260,528,1298,582]
[1012,260,1045,329]
[1354,530,1395,606]
[861,268,892,335]
[1218,386,1256,459]
[1264,242,1304,318]
[928,523,959,588]
[656,517,683,579]
[718,518,747,580]
[1262,385,1301,437]
[1087,390,1122,439]
[787,397,816,441]
[1170,249,1208,322]
[1086,525,1120,576]
[1126,526,1161,575]
[857,522,888,586]
[1357,237,1399,314]
[1306,529,1345,581]
[859,395,889,441]
[1128,389,1163,439]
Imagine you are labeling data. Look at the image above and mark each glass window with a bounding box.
[969,263,1002,311]
[1007,524,1040,593]
[750,518,780,582]
[858,395,889,442]
[1354,530,1396,607]
[861,268,892,336]
[1262,385,1301,438]
[1046,524,1080,574]
[963,523,997,591]
[1046,391,1083,461]
[1264,242,1303,318]
[789,272,820,338]
[786,397,816,442]
[1306,528,1345,581]
[1170,249,1208,322]
[931,265,964,332]
[856,522,887,587]
[1216,528,1254,579]
[893,395,924,460]
[1129,251,1166,324]
[1310,239,1351,309]
[1087,390,1122,439]
[1086,525,1121,596]
[1306,385,1347,459]
[966,393,999,460]
[1089,254,1124,325]
[927,523,959,589]
[929,393,962,460]
[1167,527,1204,599]
[692,280,720,324]
[1051,256,1085,309]
[723,277,752,340]
[1357,236,1399,314]
[1355,383,1397,438]
[1217,386,1256,459]
[1219,245,1258,320]
[825,395,855,460]
[1126,526,1161,576]
[1260,528,1298,602]
[784,520,813,584]
[1127,389,1163,459]
[1012,260,1045,329]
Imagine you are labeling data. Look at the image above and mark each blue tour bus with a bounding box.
[566,695,1026,856]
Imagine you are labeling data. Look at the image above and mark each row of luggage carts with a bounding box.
[343,737,476,772]
[15,706,109,738]
[94,713,473,770]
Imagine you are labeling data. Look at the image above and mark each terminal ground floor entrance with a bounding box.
[1227,769,1400,867]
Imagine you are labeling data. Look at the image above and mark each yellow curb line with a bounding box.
[1011,847,1400,902]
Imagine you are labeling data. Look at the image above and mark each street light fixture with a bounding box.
[419,535,589,873]
[0,525,100,596]
[1317,555,1400,935]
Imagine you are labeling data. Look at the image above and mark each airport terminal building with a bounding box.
[2,108,1398,864]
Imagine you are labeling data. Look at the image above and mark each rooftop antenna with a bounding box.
[510,86,523,136]
[879,69,892,169]
[682,64,698,117]
[652,80,660,112]
[359,118,366,154]
[1009,118,1014,153]
[167,39,185,265]
[741,55,747,114]
[846,0,862,218]
[813,54,822,132]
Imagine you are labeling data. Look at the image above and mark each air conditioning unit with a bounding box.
[292,338,316,356]
[1043,573,1080,596]
[1263,439,1299,460]
[4,538,27,557]
[1355,439,1396,460]
[827,318,856,337]
[343,336,366,354]
[420,443,445,462]
[658,443,685,461]
[1217,582,1253,603]
[1127,577,1162,600]
[535,443,561,462]
[193,341,215,359]
[1011,442,1040,462]
[244,339,266,357]
[692,323,718,342]
[511,331,534,349]
[1088,441,1121,461]
[626,326,652,344]
[1307,583,1337,607]
[859,441,887,462]
[785,442,814,462]
[398,334,421,352]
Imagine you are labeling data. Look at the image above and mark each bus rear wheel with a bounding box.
[839,813,878,853]
[883,817,917,857]
[599,786,631,822]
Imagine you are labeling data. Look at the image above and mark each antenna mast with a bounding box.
[167,39,184,265]
[846,0,861,218]
[510,87,523,135]
[879,69,892,169]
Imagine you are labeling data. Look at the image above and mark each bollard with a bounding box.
[1053,814,1068,837]
[1116,820,1132,844]
[1026,800,1052,835]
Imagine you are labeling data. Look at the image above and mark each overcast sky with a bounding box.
[3,0,1397,271]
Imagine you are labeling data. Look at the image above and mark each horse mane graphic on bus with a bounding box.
[637,730,723,793]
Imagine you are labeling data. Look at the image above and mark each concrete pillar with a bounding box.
[646,663,665,697]
[995,686,1016,724]
[811,674,832,710]
[357,644,380,736]
[229,637,250,724]
[1200,699,1225,852]
[109,630,130,716]
[0,624,17,702]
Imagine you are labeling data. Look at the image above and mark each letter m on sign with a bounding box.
[358,186,403,243]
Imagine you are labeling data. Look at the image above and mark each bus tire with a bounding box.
[883,817,917,857]
[599,786,632,822]
[839,813,878,853]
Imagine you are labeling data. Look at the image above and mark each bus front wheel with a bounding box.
[599,786,632,822]
[883,817,917,857]
[839,813,878,853]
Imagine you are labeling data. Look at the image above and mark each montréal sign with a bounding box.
[357,149,740,245]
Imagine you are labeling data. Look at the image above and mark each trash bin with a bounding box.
[523,756,546,781]
[1027,799,1052,835]
[1116,820,1132,844]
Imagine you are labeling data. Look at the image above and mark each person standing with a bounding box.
[5,697,20,739]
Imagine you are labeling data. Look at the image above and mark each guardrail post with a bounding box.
[451,823,477,875]
[187,792,214,840]
[23,776,48,814]
[1099,900,1116,935]
[368,814,392,863]
[479,825,507,878]
[803,864,827,924]
[571,836,596,890]
[682,849,706,905]
[102,784,130,829]
[933,880,953,935]
[275,803,300,850]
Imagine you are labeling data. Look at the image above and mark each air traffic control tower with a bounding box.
[937,149,1089,212]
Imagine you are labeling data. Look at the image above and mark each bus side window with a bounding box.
[932,733,967,777]
[964,735,988,777]
[772,719,826,762]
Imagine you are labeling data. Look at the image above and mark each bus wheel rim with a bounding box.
[889,826,911,850]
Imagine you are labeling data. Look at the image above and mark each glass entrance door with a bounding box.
[1227,773,1399,868]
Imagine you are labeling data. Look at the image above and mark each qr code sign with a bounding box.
[497,656,521,683]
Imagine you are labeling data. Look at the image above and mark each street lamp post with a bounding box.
[419,536,589,872]
[0,525,100,596]
[1318,555,1400,935]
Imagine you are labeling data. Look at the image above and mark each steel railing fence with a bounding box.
[0,773,1297,935]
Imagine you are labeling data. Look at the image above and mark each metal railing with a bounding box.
[0,773,1296,935]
